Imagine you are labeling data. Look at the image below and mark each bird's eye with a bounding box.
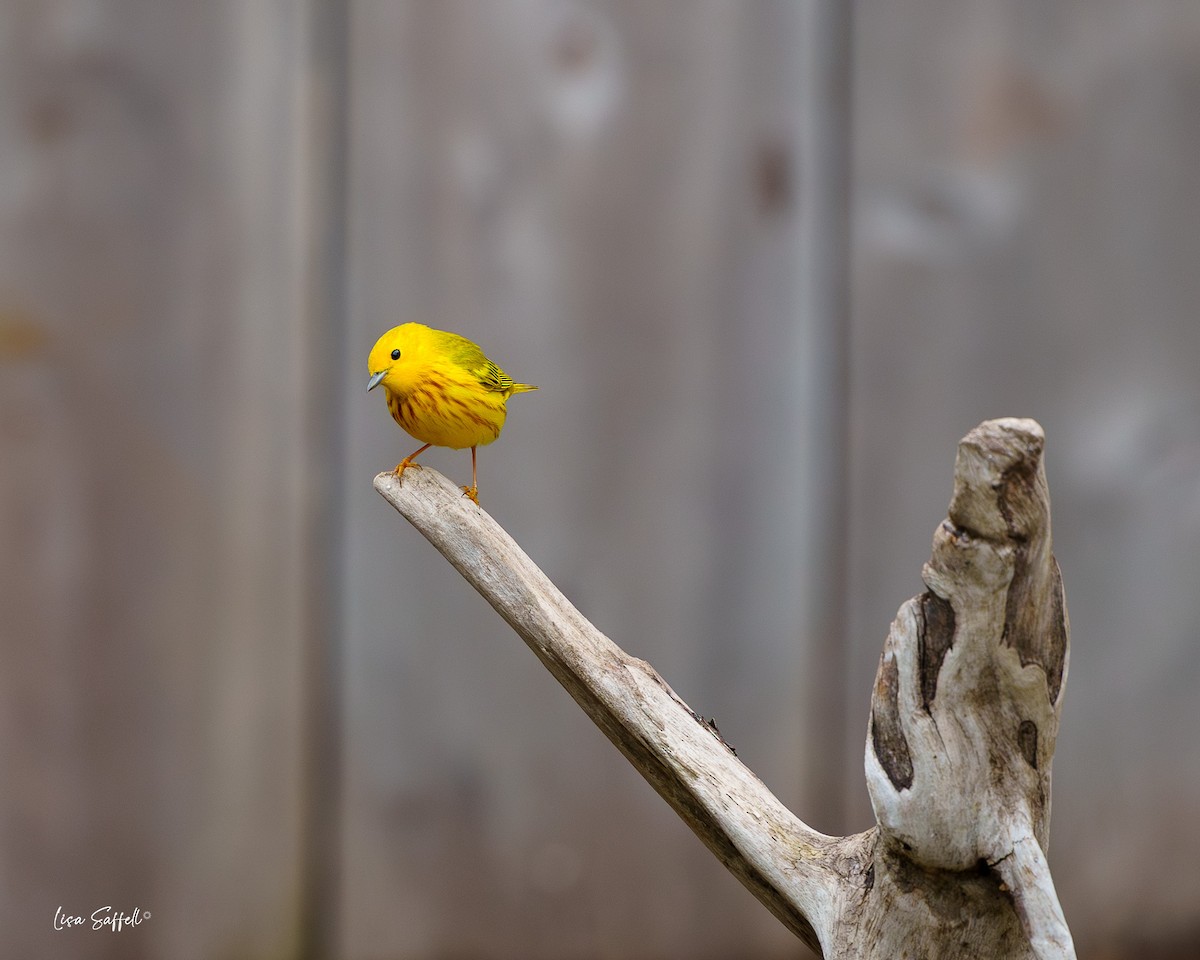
[390,348,401,360]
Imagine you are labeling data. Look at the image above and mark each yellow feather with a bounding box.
[367,323,537,504]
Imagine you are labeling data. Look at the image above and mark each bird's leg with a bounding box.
[461,447,480,505]
[394,443,432,481]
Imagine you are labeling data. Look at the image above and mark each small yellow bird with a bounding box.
[367,323,537,504]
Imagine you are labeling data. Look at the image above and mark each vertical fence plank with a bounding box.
[297,2,350,958]
[342,1,842,956]
[0,2,325,956]
[850,1,1200,953]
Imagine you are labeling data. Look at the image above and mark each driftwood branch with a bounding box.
[861,418,1074,959]
[374,418,1074,959]
[372,461,842,951]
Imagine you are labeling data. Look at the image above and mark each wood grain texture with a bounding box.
[343,4,842,956]
[0,3,323,956]
[376,418,1076,959]
[863,418,1074,959]
[850,4,1200,947]
[374,465,841,954]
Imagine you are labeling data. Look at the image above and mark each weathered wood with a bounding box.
[0,3,323,957]
[851,6,1200,948]
[345,5,845,954]
[376,418,1075,959]
[860,418,1073,959]
[374,464,841,953]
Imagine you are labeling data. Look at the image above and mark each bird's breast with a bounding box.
[384,375,505,449]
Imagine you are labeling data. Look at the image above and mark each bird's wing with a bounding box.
[440,331,517,394]
[476,360,517,393]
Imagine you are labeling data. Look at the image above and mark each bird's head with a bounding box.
[367,323,428,394]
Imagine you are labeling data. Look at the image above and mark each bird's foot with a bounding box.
[460,485,480,505]
[393,458,423,481]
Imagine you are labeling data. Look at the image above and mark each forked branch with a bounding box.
[374,417,1075,959]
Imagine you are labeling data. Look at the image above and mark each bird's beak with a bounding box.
[366,369,388,392]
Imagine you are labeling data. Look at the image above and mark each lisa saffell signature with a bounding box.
[54,906,150,932]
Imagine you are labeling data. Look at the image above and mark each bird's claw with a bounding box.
[461,485,480,505]
[393,459,423,481]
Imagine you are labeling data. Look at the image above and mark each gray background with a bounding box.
[2,2,1198,958]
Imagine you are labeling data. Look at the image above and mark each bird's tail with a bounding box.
[509,383,538,394]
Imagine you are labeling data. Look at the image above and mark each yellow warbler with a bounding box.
[367,323,537,504]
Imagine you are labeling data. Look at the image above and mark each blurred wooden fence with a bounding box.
[2,2,1200,959]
